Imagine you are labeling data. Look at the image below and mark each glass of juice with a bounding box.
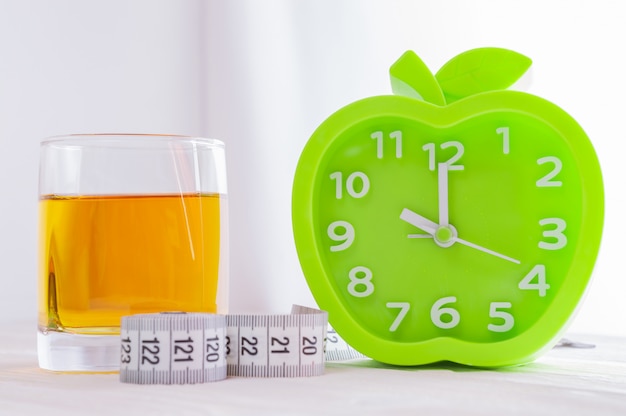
[37,134,228,372]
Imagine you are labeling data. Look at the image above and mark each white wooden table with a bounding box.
[2,319,626,415]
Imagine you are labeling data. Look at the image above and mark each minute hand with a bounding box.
[438,162,449,226]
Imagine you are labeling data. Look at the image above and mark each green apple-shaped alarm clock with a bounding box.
[292,48,604,366]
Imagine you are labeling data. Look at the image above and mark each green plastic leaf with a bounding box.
[435,48,532,103]
[390,51,445,106]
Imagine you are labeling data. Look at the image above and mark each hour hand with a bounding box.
[400,208,437,236]
[400,208,453,247]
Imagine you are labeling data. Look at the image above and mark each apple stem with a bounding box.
[389,51,446,106]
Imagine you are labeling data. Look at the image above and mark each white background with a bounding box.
[1,0,624,337]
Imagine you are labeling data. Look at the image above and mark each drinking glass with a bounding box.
[37,134,228,372]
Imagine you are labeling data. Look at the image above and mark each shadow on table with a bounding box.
[326,337,597,375]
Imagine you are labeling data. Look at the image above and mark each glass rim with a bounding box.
[40,133,224,149]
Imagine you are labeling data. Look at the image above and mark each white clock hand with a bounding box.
[400,208,437,235]
[400,208,520,264]
[400,209,453,246]
[454,237,521,264]
[438,162,449,226]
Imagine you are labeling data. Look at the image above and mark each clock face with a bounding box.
[293,92,604,366]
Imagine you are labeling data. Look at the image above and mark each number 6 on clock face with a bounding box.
[292,48,604,367]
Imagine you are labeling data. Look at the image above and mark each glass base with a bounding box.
[37,330,120,372]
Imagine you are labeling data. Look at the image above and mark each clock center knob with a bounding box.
[434,224,457,248]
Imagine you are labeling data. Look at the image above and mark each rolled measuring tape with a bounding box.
[119,305,363,384]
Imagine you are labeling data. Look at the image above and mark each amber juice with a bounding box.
[38,193,224,335]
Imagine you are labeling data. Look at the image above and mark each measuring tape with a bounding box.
[120,306,595,384]
[119,305,363,384]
